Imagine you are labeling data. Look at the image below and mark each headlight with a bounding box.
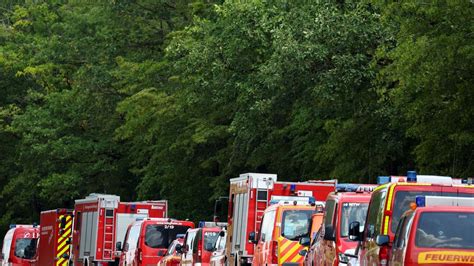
[338,253,349,264]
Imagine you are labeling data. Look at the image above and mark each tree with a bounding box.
[374,1,474,176]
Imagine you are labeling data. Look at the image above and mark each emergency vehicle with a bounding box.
[37,209,74,266]
[119,218,194,266]
[251,199,316,266]
[309,187,373,266]
[348,172,474,266]
[71,193,168,266]
[180,226,221,265]
[389,196,474,265]
[226,173,336,266]
[1,224,39,266]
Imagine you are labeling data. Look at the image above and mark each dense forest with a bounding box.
[0,0,472,232]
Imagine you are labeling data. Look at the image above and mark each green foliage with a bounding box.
[0,0,471,237]
[375,1,474,176]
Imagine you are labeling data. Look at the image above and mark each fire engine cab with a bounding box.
[71,193,168,266]
[225,173,336,266]
[1,224,39,266]
[389,196,474,265]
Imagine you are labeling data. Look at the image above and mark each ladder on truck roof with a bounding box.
[102,208,115,260]
[255,187,270,233]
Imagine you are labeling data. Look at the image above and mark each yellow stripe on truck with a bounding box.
[279,239,292,252]
[57,257,65,266]
[56,214,72,266]
[383,184,396,234]
[280,243,300,262]
[386,184,396,211]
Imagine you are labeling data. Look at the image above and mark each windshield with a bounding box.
[281,210,314,241]
[415,212,474,249]
[145,224,191,249]
[14,238,38,259]
[204,231,219,251]
[340,203,369,237]
[391,191,474,233]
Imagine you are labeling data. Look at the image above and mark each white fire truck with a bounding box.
[71,193,167,266]
[225,173,337,266]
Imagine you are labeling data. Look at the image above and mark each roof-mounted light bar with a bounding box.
[416,195,474,208]
[269,195,315,206]
[198,221,228,228]
[377,171,453,185]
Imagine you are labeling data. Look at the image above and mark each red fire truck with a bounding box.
[1,224,39,266]
[71,194,167,266]
[37,209,74,266]
[225,173,337,266]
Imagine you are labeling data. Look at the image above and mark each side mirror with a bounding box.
[323,225,335,241]
[248,231,257,244]
[348,221,361,241]
[60,217,67,229]
[175,244,183,253]
[157,250,166,256]
[115,241,122,251]
[376,235,390,246]
[298,249,308,257]
[219,230,225,237]
[299,236,311,247]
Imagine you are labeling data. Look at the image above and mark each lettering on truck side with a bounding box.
[418,251,474,264]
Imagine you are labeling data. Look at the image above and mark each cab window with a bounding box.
[365,189,386,238]
[259,210,276,242]
[281,210,314,241]
[204,231,219,251]
[340,203,369,237]
[14,238,38,259]
[145,224,191,249]
[415,211,474,249]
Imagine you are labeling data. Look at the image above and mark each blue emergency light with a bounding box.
[407,171,417,182]
[377,176,390,185]
[9,224,16,229]
[415,195,426,207]
[290,184,296,192]
[337,183,364,192]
